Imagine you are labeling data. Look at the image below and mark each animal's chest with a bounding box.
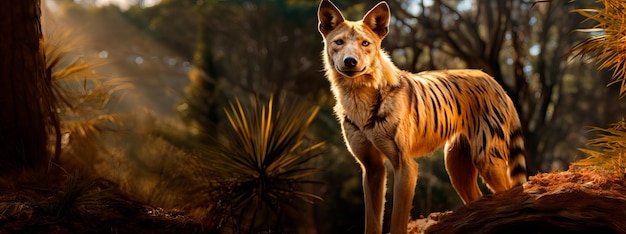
[339,94,401,139]
[339,99,404,159]
[341,99,374,128]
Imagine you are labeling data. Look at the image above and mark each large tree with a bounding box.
[0,0,54,177]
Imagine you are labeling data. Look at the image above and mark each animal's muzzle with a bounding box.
[344,56,358,68]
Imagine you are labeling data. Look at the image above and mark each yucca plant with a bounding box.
[195,95,324,233]
[569,0,626,176]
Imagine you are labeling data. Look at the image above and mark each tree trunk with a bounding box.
[0,0,50,177]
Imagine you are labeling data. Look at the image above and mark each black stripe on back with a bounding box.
[407,79,422,127]
[493,108,504,124]
[480,131,487,153]
[491,124,505,140]
[431,98,439,133]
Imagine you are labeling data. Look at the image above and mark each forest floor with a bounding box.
[408,166,626,233]
[2,166,626,233]
[0,176,206,234]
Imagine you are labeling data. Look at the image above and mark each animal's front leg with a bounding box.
[342,122,386,234]
[360,149,386,234]
[389,153,418,234]
[370,133,418,234]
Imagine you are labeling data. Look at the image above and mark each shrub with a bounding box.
[194,95,324,233]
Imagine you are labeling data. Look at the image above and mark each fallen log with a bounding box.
[409,168,626,233]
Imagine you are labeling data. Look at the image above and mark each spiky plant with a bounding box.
[576,120,626,175]
[570,0,626,96]
[45,31,132,170]
[196,95,323,233]
[570,0,626,176]
[38,171,113,218]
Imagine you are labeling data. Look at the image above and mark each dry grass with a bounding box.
[0,174,205,234]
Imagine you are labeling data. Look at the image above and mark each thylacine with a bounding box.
[317,1,527,233]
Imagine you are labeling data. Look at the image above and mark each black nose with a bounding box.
[344,57,357,68]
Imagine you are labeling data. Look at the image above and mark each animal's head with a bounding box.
[318,0,390,79]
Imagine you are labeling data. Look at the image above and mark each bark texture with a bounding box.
[409,168,626,233]
[0,0,50,176]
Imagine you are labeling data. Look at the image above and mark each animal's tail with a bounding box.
[508,128,527,186]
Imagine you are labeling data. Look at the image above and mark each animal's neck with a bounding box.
[373,49,400,87]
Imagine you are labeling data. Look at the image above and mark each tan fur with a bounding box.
[318,1,527,233]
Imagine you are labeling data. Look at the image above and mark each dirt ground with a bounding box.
[408,167,626,233]
[2,167,625,233]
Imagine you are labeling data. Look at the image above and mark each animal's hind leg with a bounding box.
[444,136,482,204]
[477,148,512,193]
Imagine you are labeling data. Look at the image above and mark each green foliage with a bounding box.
[194,96,323,233]
[570,0,626,97]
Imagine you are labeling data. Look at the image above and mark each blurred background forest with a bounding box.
[36,0,622,233]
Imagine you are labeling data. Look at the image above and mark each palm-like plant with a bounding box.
[570,0,626,96]
[195,95,323,233]
[577,121,626,176]
[45,31,132,169]
[569,0,626,176]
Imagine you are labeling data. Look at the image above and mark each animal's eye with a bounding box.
[362,40,370,47]
[334,39,344,45]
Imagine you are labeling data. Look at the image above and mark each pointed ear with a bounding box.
[362,1,390,38]
[318,0,345,36]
